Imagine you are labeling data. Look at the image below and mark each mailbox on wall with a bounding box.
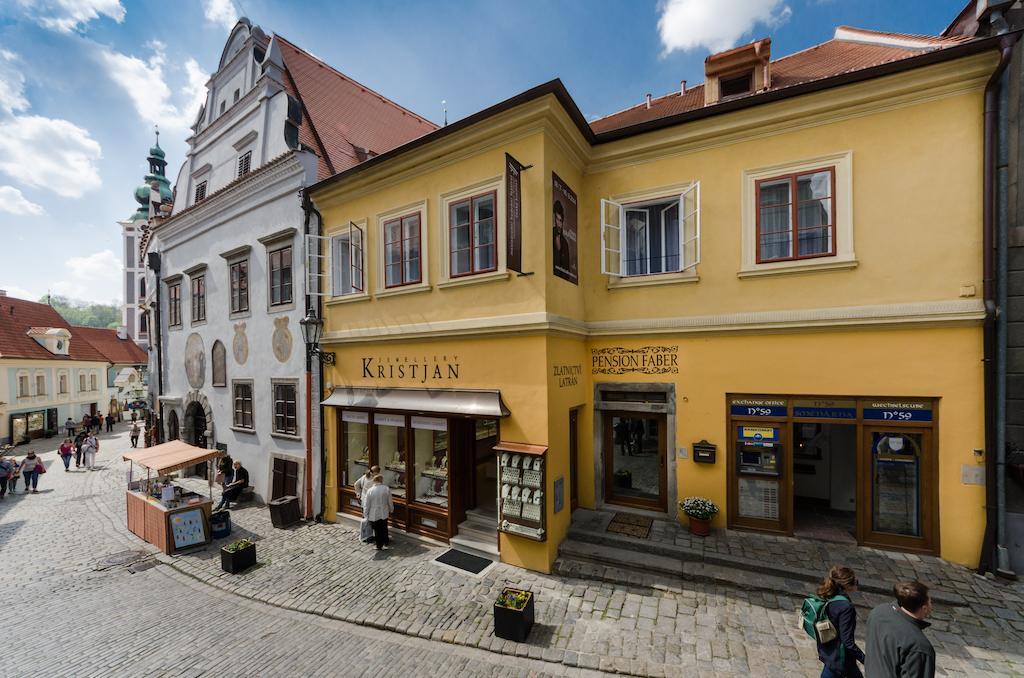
[693,440,717,464]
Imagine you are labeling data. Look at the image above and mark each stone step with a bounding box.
[449,532,499,561]
[556,539,892,611]
[564,526,966,607]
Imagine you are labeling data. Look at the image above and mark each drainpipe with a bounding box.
[981,33,1018,577]
[146,251,164,445]
[302,192,328,523]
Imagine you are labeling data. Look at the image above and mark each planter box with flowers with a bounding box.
[494,587,534,642]
[220,538,256,574]
[680,497,719,537]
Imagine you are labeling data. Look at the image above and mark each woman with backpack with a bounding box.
[811,566,866,677]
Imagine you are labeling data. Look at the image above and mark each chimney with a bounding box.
[681,80,687,95]
[645,93,652,109]
[117,326,128,340]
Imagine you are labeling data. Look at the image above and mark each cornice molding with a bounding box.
[321,299,984,344]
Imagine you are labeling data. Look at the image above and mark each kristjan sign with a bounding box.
[361,356,460,383]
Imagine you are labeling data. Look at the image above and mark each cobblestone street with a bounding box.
[4,425,1024,676]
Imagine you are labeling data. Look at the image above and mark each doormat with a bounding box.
[607,512,653,539]
[435,549,493,575]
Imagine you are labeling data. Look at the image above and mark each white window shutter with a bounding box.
[601,198,623,276]
[349,221,364,293]
[680,181,700,271]
[304,233,329,297]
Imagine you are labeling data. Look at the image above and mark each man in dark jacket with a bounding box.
[214,461,249,510]
[866,581,936,677]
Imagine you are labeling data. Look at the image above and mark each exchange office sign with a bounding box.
[591,346,679,375]
[361,355,460,384]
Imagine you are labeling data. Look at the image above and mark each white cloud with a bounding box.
[0,50,28,116]
[0,115,103,198]
[16,0,125,33]
[0,186,45,215]
[97,41,209,132]
[658,0,793,55]
[203,0,238,32]
[0,285,41,302]
[52,249,121,303]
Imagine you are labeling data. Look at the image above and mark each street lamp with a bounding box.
[299,307,334,520]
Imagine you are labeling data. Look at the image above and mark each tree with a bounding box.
[43,295,120,329]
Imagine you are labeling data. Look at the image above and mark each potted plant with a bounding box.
[680,497,719,537]
[220,537,256,574]
[494,586,535,642]
[613,468,632,489]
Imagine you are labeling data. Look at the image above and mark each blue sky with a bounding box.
[0,0,966,305]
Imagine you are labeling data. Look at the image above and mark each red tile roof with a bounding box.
[276,36,438,180]
[591,27,973,134]
[72,326,148,365]
[0,297,106,362]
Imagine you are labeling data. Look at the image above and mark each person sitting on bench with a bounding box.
[214,461,248,510]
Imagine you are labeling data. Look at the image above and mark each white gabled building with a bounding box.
[139,18,434,516]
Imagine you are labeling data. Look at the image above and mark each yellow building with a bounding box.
[309,28,1004,573]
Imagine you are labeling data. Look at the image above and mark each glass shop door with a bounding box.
[861,426,936,554]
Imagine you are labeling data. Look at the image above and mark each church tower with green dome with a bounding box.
[120,131,172,352]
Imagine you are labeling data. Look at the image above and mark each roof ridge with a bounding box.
[834,25,968,49]
[273,34,438,129]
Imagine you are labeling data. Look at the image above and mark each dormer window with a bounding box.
[28,327,70,355]
[194,181,207,203]
[237,151,252,178]
[720,71,753,99]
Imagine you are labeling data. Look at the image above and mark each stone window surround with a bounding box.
[592,382,677,517]
[376,199,430,296]
[185,263,208,327]
[163,274,184,329]
[231,379,254,431]
[220,244,252,320]
[259,227,297,314]
[437,176,509,289]
[270,377,301,440]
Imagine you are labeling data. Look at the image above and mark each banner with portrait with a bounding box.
[552,172,578,285]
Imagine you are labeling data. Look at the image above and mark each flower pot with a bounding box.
[688,516,711,537]
[220,542,256,574]
[494,588,535,642]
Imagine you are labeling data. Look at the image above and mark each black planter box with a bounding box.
[220,542,256,574]
[493,588,535,642]
[268,495,301,528]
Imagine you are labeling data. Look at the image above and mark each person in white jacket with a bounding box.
[354,465,380,544]
[362,475,394,550]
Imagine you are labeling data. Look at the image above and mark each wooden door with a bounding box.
[603,411,667,511]
[569,409,579,511]
[272,457,299,500]
[860,426,937,554]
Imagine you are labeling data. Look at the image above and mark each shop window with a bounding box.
[194,181,207,203]
[340,411,370,489]
[273,381,298,435]
[35,374,45,396]
[449,191,496,277]
[232,381,253,429]
[384,213,422,287]
[269,246,293,306]
[331,224,364,296]
[376,414,407,500]
[18,375,29,398]
[756,168,835,263]
[237,151,251,178]
[412,417,448,508]
[601,183,700,277]
[229,259,249,313]
[167,281,182,327]
[191,274,206,323]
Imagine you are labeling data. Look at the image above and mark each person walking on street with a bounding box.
[353,465,380,544]
[91,414,100,433]
[866,581,936,678]
[0,455,13,499]
[20,452,44,493]
[73,432,86,468]
[812,566,865,678]
[105,414,114,433]
[214,461,248,510]
[363,475,394,550]
[58,438,74,471]
[82,432,99,470]
[64,417,76,438]
[80,414,90,434]
[129,423,141,448]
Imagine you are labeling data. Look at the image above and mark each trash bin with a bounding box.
[210,510,232,539]
[268,495,300,528]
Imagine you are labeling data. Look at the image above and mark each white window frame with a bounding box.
[601,180,700,289]
[89,373,97,392]
[438,177,508,288]
[78,372,87,393]
[17,371,30,399]
[325,220,368,303]
[57,370,69,397]
[34,372,46,398]
[740,150,855,278]
[376,200,429,297]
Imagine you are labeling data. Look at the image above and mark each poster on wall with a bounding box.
[505,153,525,273]
[552,172,578,285]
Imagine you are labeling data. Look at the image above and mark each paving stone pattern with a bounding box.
[0,428,594,678]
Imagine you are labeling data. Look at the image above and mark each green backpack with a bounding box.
[800,594,849,646]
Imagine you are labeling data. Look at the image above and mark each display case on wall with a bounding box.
[376,413,407,500]
[412,416,448,508]
[496,442,547,541]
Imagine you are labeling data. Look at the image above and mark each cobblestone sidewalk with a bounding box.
[152,475,1024,677]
